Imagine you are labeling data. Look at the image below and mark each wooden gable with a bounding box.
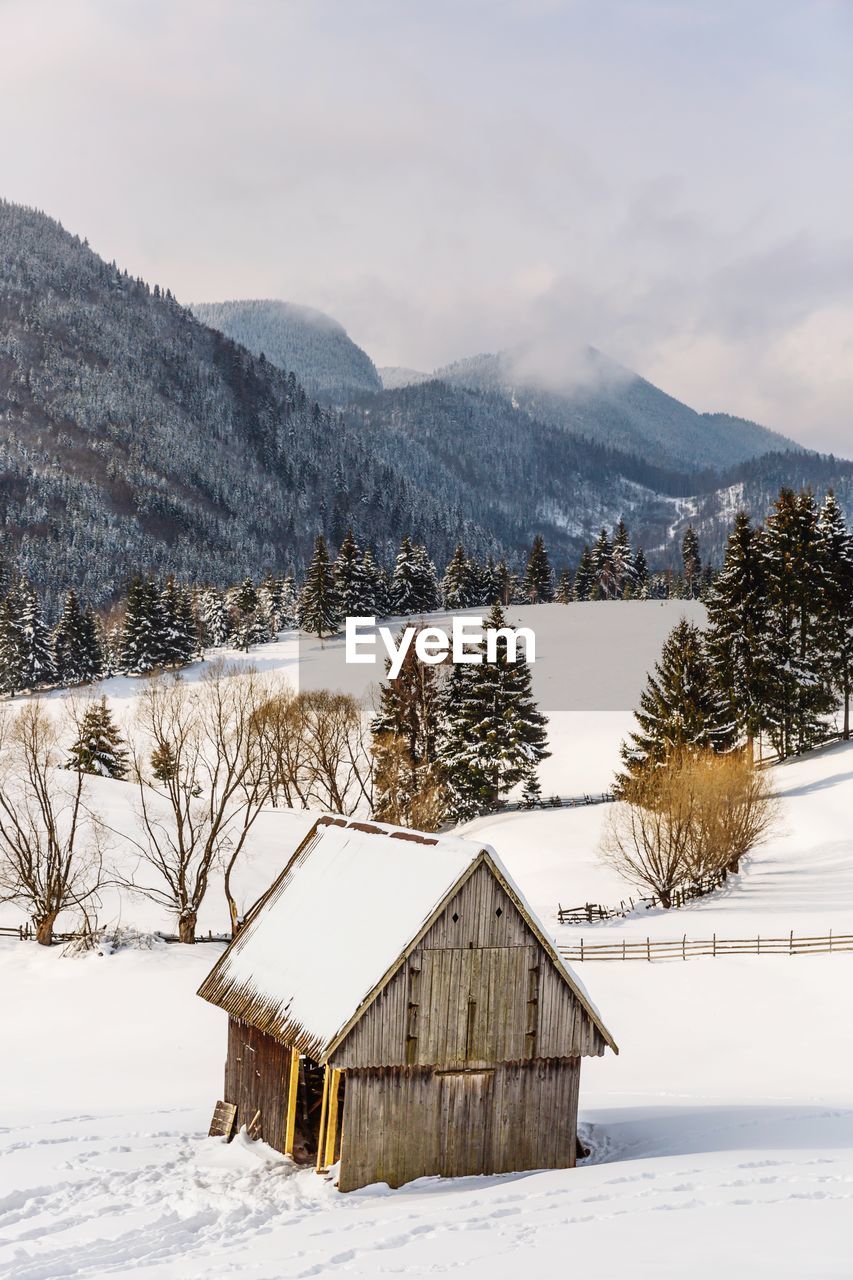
[330,856,612,1070]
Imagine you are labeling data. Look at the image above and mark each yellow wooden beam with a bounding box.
[284,1048,300,1157]
[315,1065,331,1172]
[323,1069,342,1170]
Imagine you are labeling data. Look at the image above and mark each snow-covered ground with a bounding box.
[2,604,853,1277]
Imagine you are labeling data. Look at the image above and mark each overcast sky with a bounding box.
[2,0,852,450]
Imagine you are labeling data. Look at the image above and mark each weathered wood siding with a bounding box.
[338,1057,580,1192]
[224,1018,293,1152]
[334,862,605,1069]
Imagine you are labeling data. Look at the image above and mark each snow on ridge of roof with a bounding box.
[198,814,615,1059]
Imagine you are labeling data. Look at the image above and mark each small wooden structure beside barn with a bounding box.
[197,815,617,1191]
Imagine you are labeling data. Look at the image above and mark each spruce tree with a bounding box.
[161,576,197,667]
[555,567,574,604]
[53,589,103,685]
[361,549,387,617]
[681,526,702,599]
[122,577,166,674]
[442,544,475,610]
[817,491,853,739]
[611,519,636,598]
[706,512,768,748]
[390,536,421,616]
[759,489,833,756]
[196,587,231,648]
[0,578,56,693]
[634,547,649,598]
[438,603,549,820]
[524,535,554,603]
[411,543,440,612]
[335,528,373,617]
[299,535,342,638]
[618,618,735,790]
[371,629,445,827]
[66,698,129,779]
[590,528,615,599]
[572,545,595,600]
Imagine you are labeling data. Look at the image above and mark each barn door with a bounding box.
[437,1068,495,1177]
[418,946,534,1065]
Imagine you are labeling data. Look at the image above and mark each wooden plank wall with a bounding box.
[334,862,605,1069]
[338,1058,580,1192]
[224,1017,293,1152]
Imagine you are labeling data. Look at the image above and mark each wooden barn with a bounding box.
[197,814,617,1191]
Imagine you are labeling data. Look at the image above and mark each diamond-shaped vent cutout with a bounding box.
[495,906,503,918]
[451,912,459,923]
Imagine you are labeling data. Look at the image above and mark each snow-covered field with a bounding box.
[2,603,853,1278]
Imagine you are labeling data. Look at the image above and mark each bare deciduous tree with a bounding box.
[602,748,778,906]
[0,701,105,944]
[256,688,372,817]
[119,663,274,941]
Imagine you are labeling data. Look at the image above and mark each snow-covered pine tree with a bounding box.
[817,491,853,739]
[233,577,258,616]
[258,572,284,631]
[53,589,103,685]
[335,528,373,617]
[681,526,702,599]
[361,549,387,617]
[590,528,614,599]
[706,512,768,748]
[0,578,56,693]
[370,630,445,828]
[438,603,549,821]
[411,544,440,612]
[195,587,231,648]
[66,697,129,779]
[161,576,198,667]
[278,574,299,627]
[611,519,637,598]
[555,567,573,604]
[479,556,501,606]
[495,558,513,606]
[618,617,735,791]
[390,536,420,616]
[634,547,649,598]
[758,489,834,757]
[572,545,595,600]
[442,544,476,610]
[299,534,342,638]
[122,577,167,674]
[524,535,554,603]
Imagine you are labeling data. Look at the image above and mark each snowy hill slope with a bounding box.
[2,733,853,1277]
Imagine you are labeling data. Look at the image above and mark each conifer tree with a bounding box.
[572,545,595,600]
[438,603,549,820]
[334,528,372,617]
[706,512,768,748]
[278,574,299,627]
[122,577,166,674]
[361,549,387,617]
[524,535,554,603]
[495,558,513,606]
[390,536,421,615]
[817,491,853,739]
[758,489,833,757]
[411,543,440,612]
[53,589,103,686]
[590,528,615,599]
[196,587,231,648]
[371,629,445,828]
[611,519,636,598]
[66,698,129,779]
[618,618,735,790]
[479,556,501,606]
[681,526,702,599]
[634,547,649,598]
[299,534,341,638]
[0,578,56,693]
[442,544,475,610]
[555,567,574,604]
[161,576,197,666]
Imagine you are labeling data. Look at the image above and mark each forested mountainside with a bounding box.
[378,366,431,389]
[0,202,499,610]
[191,299,382,405]
[0,199,848,611]
[433,348,800,472]
[346,379,853,562]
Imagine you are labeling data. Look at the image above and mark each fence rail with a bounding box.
[559,930,853,962]
[558,869,728,925]
[0,924,230,945]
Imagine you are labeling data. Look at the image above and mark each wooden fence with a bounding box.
[559,930,853,962]
[0,924,230,945]
[558,868,727,925]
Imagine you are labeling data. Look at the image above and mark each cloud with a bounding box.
[0,0,850,450]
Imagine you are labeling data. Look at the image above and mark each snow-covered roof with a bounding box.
[198,815,615,1060]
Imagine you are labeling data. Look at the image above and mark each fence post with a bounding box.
[830,929,833,954]
[622,939,626,961]
[789,929,793,956]
[580,937,584,963]
[712,933,716,958]
[682,934,686,960]
[757,935,760,955]
[646,936,651,962]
